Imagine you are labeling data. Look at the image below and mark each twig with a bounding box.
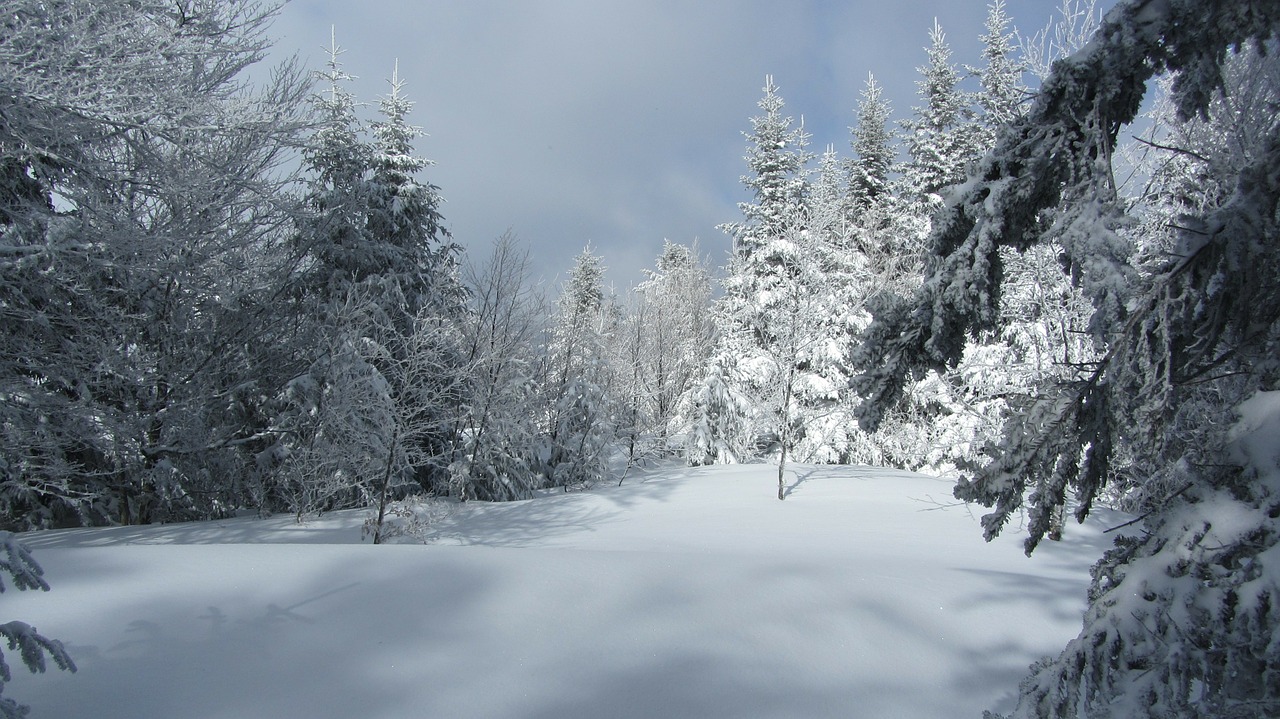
[1132,135,1212,164]
[1104,482,1194,533]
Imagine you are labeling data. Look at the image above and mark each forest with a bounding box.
[1,0,1278,717]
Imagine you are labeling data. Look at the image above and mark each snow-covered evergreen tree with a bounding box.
[719,76,812,264]
[899,20,982,208]
[966,1,1026,141]
[293,47,457,312]
[366,63,466,492]
[844,42,970,472]
[701,79,880,486]
[915,1,1098,478]
[854,1,1280,715]
[274,50,464,510]
[686,335,755,467]
[811,146,850,236]
[847,74,895,213]
[699,77,824,477]
[0,533,75,718]
[293,33,375,298]
[366,62,459,315]
[262,36,377,514]
[799,149,878,466]
[845,74,922,304]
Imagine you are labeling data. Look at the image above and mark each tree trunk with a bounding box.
[777,443,788,501]
[372,428,400,545]
[777,357,796,501]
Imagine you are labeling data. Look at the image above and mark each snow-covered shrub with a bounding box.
[362,496,454,544]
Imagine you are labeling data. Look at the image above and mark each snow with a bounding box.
[1230,389,1280,480]
[6,463,1126,719]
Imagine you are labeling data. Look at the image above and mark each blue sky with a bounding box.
[262,0,1113,290]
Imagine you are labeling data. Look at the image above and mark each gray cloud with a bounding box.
[263,0,1107,290]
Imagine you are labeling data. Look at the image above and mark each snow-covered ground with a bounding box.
[8,464,1125,718]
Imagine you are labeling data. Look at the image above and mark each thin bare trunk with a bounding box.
[372,428,399,545]
[777,443,788,500]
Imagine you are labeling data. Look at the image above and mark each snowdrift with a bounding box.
[8,464,1124,718]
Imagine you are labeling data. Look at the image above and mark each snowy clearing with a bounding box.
[8,464,1125,719]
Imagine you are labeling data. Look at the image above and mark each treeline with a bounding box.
[1,0,1269,532]
[0,0,1075,533]
[687,3,1104,503]
[0,0,717,533]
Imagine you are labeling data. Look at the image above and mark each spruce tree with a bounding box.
[295,33,375,298]
[0,533,75,718]
[274,49,462,512]
[847,74,895,212]
[701,80,874,493]
[367,61,460,318]
[719,75,812,264]
[366,63,465,492]
[686,340,755,467]
[967,1,1026,140]
[699,77,814,476]
[715,76,812,370]
[854,2,1280,715]
[899,21,981,206]
[800,148,875,465]
[920,0,1092,478]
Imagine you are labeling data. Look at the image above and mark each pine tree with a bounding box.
[847,74,895,211]
[719,76,812,263]
[272,43,371,512]
[263,37,378,514]
[967,1,1026,139]
[0,533,75,718]
[700,77,814,477]
[900,20,982,209]
[854,2,1280,715]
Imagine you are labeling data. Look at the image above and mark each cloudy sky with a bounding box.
[262,0,1109,290]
